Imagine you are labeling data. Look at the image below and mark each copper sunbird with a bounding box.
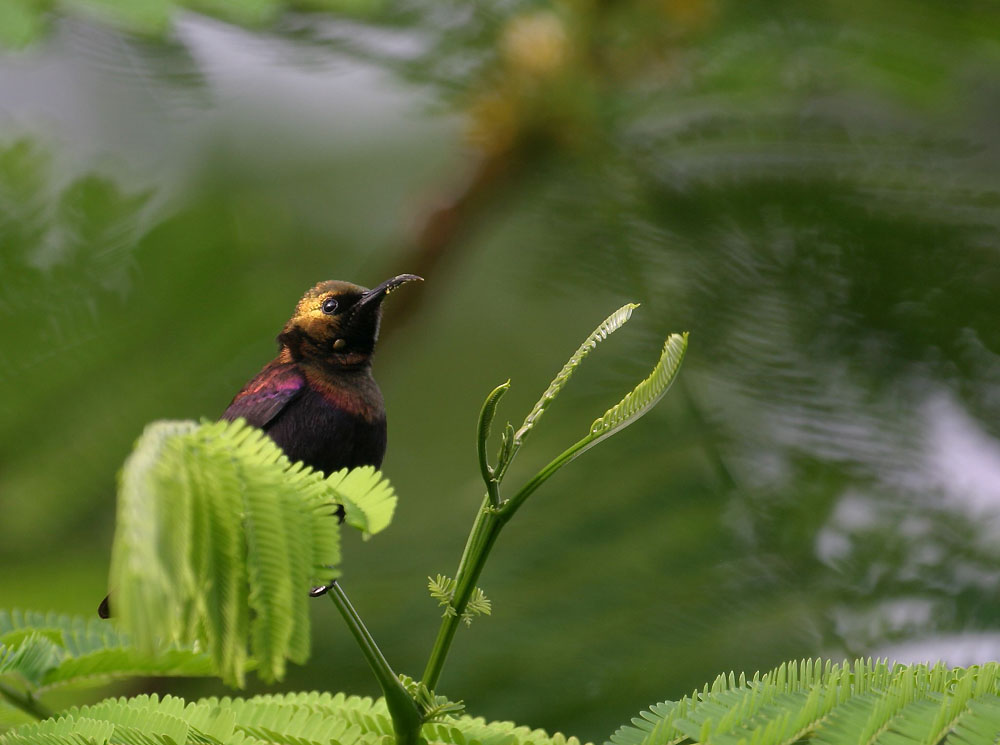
[99,274,421,617]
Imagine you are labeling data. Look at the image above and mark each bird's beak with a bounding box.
[354,274,423,312]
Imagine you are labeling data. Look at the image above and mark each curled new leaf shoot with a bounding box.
[495,303,640,481]
[476,380,510,505]
[501,332,688,518]
[584,331,688,454]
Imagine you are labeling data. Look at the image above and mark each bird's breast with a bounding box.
[266,382,387,473]
[302,369,384,423]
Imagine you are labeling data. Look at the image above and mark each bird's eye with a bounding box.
[321,297,339,315]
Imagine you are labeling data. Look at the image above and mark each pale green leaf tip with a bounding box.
[513,302,643,448]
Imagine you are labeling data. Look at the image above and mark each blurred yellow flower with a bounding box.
[501,11,569,78]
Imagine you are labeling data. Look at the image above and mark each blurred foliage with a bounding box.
[0,0,385,47]
[1,0,999,741]
[0,609,213,704]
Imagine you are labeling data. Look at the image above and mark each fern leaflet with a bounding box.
[581,332,688,456]
[515,303,639,443]
[107,418,396,686]
[3,690,582,745]
[608,659,1000,745]
[0,610,212,700]
[327,465,398,538]
[494,303,639,479]
[428,575,491,625]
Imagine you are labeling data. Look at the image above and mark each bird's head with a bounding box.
[278,274,421,368]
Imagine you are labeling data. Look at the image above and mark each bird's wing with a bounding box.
[221,361,305,429]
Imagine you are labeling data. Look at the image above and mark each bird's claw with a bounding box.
[309,583,333,597]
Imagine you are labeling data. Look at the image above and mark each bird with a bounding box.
[99,274,421,617]
[219,273,421,472]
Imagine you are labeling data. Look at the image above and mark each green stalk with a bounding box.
[421,506,503,691]
[420,321,686,696]
[421,431,576,691]
[0,679,55,721]
[499,440,583,519]
[453,500,492,582]
[326,581,421,745]
[422,441,587,690]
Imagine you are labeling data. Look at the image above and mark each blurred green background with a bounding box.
[2,0,1000,741]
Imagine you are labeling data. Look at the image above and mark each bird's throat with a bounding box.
[278,341,371,372]
[300,363,384,422]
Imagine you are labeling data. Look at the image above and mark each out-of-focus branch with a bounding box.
[378,148,519,340]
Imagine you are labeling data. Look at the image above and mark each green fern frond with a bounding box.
[514,303,638,448]
[950,697,1000,745]
[428,575,455,606]
[422,713,587,745]
[461,589,491,625]
[479,303,639,483]
[327,465,398,538]
[428,576,491,625]
[0,694,234,745]
[0,609,214,710]
[0,686,574,745]
[399,674,466,723]
[581,332,687,457]
[0,610,120,651]
[215,691,394,741]
[108,418,353,686]
[0,715,116,745]
[0,635,63,688]
[608,659,1000,745]
[43,647,215,693]
[501,330,688,514]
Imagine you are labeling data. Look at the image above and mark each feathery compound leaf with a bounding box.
[107,418,350,686]
[0,634,63,688]
[0,694,234,745]
[109,419,199,661]
[582,332,687,457]
[607,659,1000,745]
[399,675,466,723]
[0,716,116,745]
[504,304,639,467]
[327,465,398,538]
[428,575,455,607]
[497,314,687,518]
[0,610,213,699]
[427,576,491,625]
[950,697,1000,745]
[2,689,584,745]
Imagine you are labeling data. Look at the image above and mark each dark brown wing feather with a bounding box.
[221,360,305,429]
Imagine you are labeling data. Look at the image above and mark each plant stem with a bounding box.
[422,435,590,692]
[0,679,55,721]
[500,441,581,519]
[421,379,614,692]
[421,505,504,691]
[326,581,422,745]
